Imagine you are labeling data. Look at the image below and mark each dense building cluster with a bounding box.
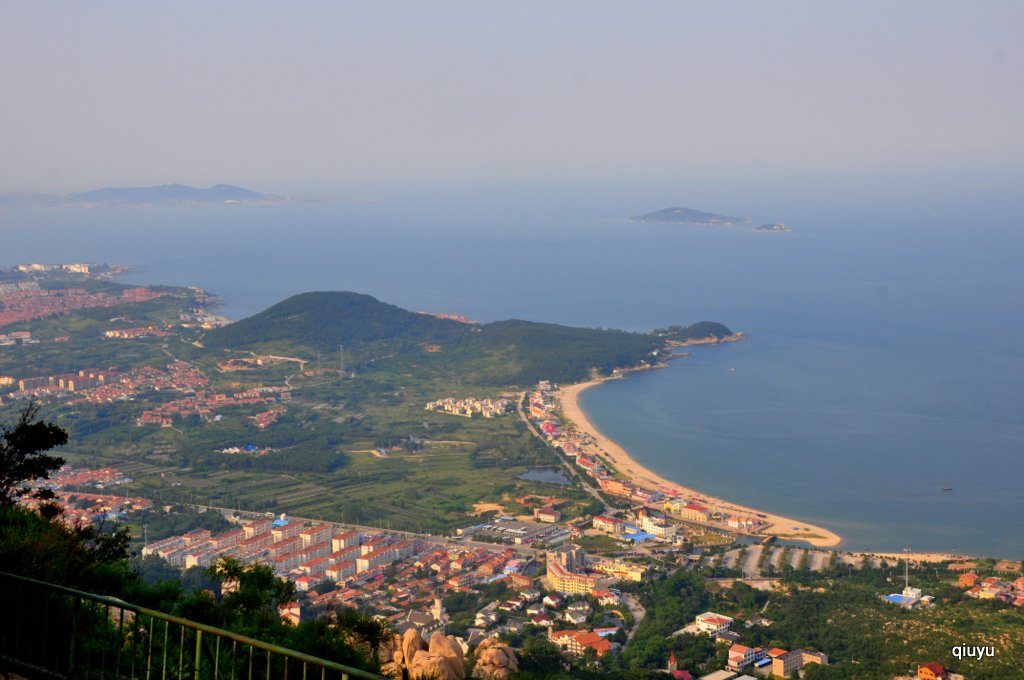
[424,397,512,418]
[136,388,287,427]
[958,571,1024,607]
[0,281,165,325]
[104,325,173,339]
[16,465,151,524]
[2,361,210,406]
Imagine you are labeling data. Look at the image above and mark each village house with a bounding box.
[918,661,947,680]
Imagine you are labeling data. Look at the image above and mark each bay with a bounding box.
[2,181,1021,557]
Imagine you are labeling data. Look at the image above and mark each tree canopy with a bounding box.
[0,402,68,508]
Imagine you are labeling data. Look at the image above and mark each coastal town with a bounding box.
[1,264,1020,679]
[101,377,1021,679]
[0,278,166,326]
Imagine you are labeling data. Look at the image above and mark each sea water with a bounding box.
[2,180,1022,557]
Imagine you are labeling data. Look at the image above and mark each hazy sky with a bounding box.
[2,1,1021,192]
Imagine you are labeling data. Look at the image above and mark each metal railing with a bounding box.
[0,572,385,680]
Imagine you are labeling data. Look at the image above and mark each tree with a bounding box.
[0,402,68,507]
[209,557,296,625]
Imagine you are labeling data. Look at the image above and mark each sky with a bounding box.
[1,1,1022,193]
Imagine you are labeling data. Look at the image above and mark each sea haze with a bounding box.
[2,180,1022,558]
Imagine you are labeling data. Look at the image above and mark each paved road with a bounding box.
[515,393,611,513]
[623,593,646,645]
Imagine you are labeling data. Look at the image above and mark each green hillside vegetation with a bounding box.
[607,565,1024,680]
[204,291,732,386]
[203,291,468,355]
[655,321,733,340]
[508,564,1024,680]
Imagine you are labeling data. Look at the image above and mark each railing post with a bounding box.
[41,586,49,670]
[116,605,125,678]
[178,624,186,680]
[194,628,202,680]
[163,618,170,680]
[147,613,155,680]
[102,602,110,677]
[132,610,141,679]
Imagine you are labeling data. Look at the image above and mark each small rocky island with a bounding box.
[756,222,794,233]
[631,206,749,226]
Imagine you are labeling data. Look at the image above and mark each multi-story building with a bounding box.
[727,644,766,670]
[546,560,599,595]
[590,558,646,583]
[300,524,333,548]
[592,515,626,534]
[325,560,356,581]
[331,531,360,551]
[771,649,828,678]
[694,612,734,636]
[271,521,303,542]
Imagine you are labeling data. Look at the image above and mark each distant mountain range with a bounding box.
[0,183,283,207]
[632,206,749,225]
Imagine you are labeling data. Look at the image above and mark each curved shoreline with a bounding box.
[557,378,844,549]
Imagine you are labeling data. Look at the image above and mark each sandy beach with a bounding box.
[557,379,843,549]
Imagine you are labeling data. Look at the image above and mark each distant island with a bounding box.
[631,206,749,226]
[0,183,285,208]
[756,222,794,233]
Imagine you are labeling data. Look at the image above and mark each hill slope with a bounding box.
[203,291,470,352]
[204,291,734,385]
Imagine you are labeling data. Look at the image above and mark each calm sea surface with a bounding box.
[3,183,1022,557]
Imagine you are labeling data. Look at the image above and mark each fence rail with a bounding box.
[0,572,384,680]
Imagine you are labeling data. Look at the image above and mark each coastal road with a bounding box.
[515,392,611,514]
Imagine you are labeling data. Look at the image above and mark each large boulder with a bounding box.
[380,661,404,680]
[429,631,466,677]
[378,633,400,664]
[402,628,427,668]
[471,639,519,679]
[383,629,468,680]
[409,649,460,680]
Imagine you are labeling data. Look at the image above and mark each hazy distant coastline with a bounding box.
[0,183,291,208]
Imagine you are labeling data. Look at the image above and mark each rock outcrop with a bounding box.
[378,629,468,680]
[471,639,519,680]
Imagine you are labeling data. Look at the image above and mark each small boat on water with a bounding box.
[940,485,953,491]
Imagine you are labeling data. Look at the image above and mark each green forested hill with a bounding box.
[203,291,471,352]
[466,320,660,385]
[203,291,734,386]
